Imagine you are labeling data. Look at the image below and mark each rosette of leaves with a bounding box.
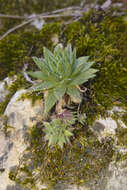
[43,117,74,149]
[28,44,98,113]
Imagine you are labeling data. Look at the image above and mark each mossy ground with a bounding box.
[0,8,127,119]
[0,3,127,190]
[9,124,114,189]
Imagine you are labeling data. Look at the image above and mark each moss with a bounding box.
[9,123,114,189]
[9,171,17,181]
[2,10,127,124]
[116,127,127,147]
[0,23,61,80]
[19,91,43,106]
[62,9,127,123]
[39,23,61,49]
[0,0,82,15]
[0,31,40,79]
[0,0,82,37]
[4,6,127,190]
[1,115,14,136]
[121,113,127,126]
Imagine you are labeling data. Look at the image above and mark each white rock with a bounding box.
[0,89,43,190]
[0,76,16,103]
[108,106,126,115]
[101,0,111,10]
[31,17,45,30]
[105,161,127,190]
[92,117,117,141]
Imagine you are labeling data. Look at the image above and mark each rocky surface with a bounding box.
[91,114,127,190]
[105,160,127,190]
[0,76,17,103]
[0,89,43,190]
[92,117,117,142]
[0,87,127,190]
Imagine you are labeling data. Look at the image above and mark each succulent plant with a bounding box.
[43,118,73,149]
[28,44,98,113]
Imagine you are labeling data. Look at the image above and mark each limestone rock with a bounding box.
[105,160,127,190]
[0,89,43,190]
[92,117,117,141]
[0,76,16,103]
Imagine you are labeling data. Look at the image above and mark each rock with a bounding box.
[0,89,43,190]
[5,89,43,129]
[91,117,117,141]
[105,160,127,190]
[107,106,126,115]
[90,114,127,190]
[101,0,111,10]
[0,76,16,103]
[1,87,127,190]
[31,15,45,30]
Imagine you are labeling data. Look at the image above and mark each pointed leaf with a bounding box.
[32,57,57,80]
[77,56,89,66]
[70,69,98,85]
[72,59,94,77]
[45,90,57,113]
[53,86,66,100]
[43,47,58,72]
[27,71,48,80]
[32,81,56,91]
[32,57,44,70]
[82,61,95,71]
[67,86,81,102]
[64,130,73,137]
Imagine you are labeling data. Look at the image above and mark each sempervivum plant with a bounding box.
[28,44,98,113]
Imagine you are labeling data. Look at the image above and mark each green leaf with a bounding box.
[43,122,51,129]
[82,61,95,71]
[45,90,57,113]
[27,71,48,80]
[53,86,66,100]
[32,57,44,70]
[71,57,92,77]
[67,86,81,102]
[32,57,54,78]
[77,56,89,66]
[58,135,66,149]
[48,135,57,146]
[32,81,56,91]
[52,118,61,126]
[61,46,73,77]
[43,47,58,72]
[64,130,73,137]
[70,69,98,85]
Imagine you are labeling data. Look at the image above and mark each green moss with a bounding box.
[0,0,82,15]
[116,127,127,147]
[0,23,61,80]
[1,114,14,136]
[63,10,127,123]
[19,91,43,106]
[39,23,61,49]
[0,0,82,38]
[4,7,127,190]
[9,124,114,189]
[2,10,127,124]
[9,171,17,181]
